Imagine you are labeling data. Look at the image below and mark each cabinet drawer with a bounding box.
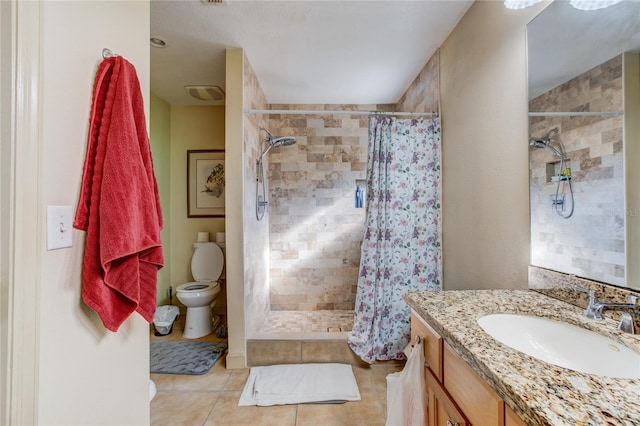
[444,342,504,426]
[411,310,443,381]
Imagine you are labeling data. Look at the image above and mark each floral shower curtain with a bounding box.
[347,117,442,363]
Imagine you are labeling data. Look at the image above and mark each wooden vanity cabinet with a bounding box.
[410,311,443,380]
[410,310,527,426]
[425,367,469,426]
[505,406,528,426]
[443,343,504,425]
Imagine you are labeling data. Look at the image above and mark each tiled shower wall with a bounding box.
[529,55,624,286]
[242,53,271,332]
[262,51,442,312]
[396,51,440,114]
[266,105,388,311]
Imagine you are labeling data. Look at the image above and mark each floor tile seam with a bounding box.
[293,404,299,425]
[216,368,234,391]
[200,392,222,426]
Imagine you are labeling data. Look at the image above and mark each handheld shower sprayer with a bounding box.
[529,127,574,218]
[256,128,297,221]
[529,127,561,152]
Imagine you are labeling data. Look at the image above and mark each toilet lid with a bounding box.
[191,242,224,281]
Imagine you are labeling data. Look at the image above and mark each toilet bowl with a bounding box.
[176,242,224,338]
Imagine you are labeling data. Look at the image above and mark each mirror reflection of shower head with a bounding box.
[529,127,563,158]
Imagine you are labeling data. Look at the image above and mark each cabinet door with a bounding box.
[425,366,470,426]
[411,310,443,381]
[443,343,505,426]
[435,397,468,426]
[505,405,528,426]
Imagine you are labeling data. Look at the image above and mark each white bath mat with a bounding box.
[238,363,361,406]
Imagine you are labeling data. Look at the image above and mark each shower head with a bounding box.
[271,136,297,148]
[529,128,564,158]
[529,137,548,149]
[259,128,297,158]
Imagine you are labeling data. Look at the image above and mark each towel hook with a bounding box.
[102,48,117,59]
[415,335,422,345]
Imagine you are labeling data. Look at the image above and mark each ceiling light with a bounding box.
[569,0,623,10]
[184,85,225,102]
[504,0,544,9]
[150,36,167,48]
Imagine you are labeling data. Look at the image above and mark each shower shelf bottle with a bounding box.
[355,185,363,208]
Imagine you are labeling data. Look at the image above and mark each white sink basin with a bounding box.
[477,314,640,379]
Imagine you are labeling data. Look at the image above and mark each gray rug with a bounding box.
[150,341,227,375]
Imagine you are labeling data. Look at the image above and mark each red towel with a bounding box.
[74,56,164,332]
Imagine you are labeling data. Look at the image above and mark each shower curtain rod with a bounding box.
[244,108,438,117]
[529,111,623,117]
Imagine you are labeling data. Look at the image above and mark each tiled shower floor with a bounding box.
[257,310,354,332]
[251,310,355,340]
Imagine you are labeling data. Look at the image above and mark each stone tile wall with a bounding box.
[261,49,442,311]
[242,53,271,332]
[396,50,440,114]
[529,55,625,286]
[266,105,386,310]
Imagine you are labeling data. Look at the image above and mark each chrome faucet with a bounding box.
[574,286,637,333]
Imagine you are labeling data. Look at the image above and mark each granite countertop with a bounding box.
[405,289,640,426]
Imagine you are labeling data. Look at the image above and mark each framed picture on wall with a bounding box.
[187,150,225,217]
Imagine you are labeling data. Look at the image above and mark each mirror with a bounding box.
[527,1,640,289]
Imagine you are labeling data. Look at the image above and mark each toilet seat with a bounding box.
[176,281,220,293]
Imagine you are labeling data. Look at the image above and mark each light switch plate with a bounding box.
[47,205,73,250]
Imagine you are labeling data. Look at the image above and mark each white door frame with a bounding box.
[1,1,42,424]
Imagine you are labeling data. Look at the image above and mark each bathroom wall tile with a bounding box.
[262,52,440,314]
[204,391,297,426]
[267,105,372,311]
[301,341,369,366]
[246,341,302,366]
[242,53,272,334]
[396,50,440,114]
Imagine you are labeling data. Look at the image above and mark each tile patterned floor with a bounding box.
[150,311,400,426]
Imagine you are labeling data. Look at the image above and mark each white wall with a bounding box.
[439,0,548,290]
[38,1,151,424]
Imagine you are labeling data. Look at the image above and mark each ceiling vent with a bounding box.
[184,85,225,102]
[201,0,228,5]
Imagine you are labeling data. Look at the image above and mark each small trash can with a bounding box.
[153,305,180,336]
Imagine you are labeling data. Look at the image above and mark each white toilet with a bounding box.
[176,242,224,338]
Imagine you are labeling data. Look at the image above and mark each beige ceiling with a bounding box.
[150,0,473,106]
